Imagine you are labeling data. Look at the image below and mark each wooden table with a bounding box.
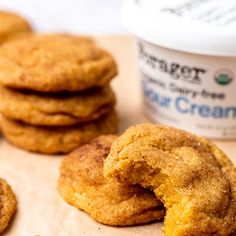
[0,36,235,236]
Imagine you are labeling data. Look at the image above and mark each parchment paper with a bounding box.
[0,36,235,236]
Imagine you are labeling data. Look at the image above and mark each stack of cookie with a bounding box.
[0,34,118,154]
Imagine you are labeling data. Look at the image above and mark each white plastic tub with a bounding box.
[123,0,236,139]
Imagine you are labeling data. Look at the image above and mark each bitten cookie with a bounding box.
[58,135,165,226]
[0,177,16,233]
[0,11,32,45]
[104,124,236,236]
[0,34,117,92]
[0,85,115,126]
[1,112,118,154]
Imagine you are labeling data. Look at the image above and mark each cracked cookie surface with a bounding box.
[58,135,165,226]
[104,124,236,235]
[0,34,117,92]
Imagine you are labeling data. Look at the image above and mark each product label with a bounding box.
[137,39,236,138]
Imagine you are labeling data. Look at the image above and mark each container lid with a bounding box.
[123,0,236,56]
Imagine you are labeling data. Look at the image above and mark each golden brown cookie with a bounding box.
[58,135,165,226]
[1,111,118,154]
[0,177,16,233]
[0,85,115,126]
[104,124,236,236]
[0,11,32,45]
[0,34,117,92]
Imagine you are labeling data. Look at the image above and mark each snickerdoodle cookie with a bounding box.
[1,112,117,154]
[0,11,32,45]
[0,177,16,233]
[0,34,117,92]
[104,124,236,235]
[0,85,115,126]
[58,135,165,226]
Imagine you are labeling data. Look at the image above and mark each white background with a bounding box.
[0,0,125,34]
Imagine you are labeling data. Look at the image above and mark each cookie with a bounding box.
[0,85,115,126]
[0,177,17,233]
[58,135,165,226]
[0,34,117,92]
[1,111,117,154]
[0,11,32,45]
[104,124,236,235]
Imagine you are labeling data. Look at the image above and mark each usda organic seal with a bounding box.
[215,70,233,86]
